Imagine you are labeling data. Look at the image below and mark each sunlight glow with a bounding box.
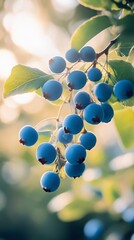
[0,49,17,80]
[51,0,78,12]
[3,12,56,57]
[12,92,35,104]
[48,192,73,212]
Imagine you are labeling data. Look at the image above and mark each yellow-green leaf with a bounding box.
[3,64,52,98]
[71,15,112,50]
[114,108,134,148]
[79,0,119,11]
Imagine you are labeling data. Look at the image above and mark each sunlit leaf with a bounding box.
[71,15,112,50]
[3,65,52,98]
[79,0,119,10]
[114,108,134,148]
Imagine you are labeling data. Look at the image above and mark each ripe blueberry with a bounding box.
[65,144,86,165]
[57,127,73,144]
[73,91,91,110]
[49,56,66,73]
[84,103,104,124]
[87,67,102,82]
[36,142,57,164]
[19,125,38,146]
[67,70,87,90]
[40,171,60,192]
[79,131,97,150]
[65,48,80,63]
[42,80,63,101]
[93,82,113,102]
[80,46,96,62]
[113,80,134,101]
[63,114,83,134]
[101,103,114,123]
[64,162,85,178]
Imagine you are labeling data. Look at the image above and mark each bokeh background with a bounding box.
[0,0,134,240]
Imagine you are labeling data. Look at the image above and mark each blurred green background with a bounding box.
[0,0,134,239]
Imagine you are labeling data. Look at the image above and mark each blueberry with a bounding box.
[63,114,83,134]
[73,91,91,110]
[40,171,60,192]
[67,70,87,90]
[84,103,104,124]
[93,83,113,102]
[84,219,104,239]
[87,67,102,82]
[36,142,57,164]
[79,131,97,150]
[65,144,86,165]
[113,80,134,101]
[42,80,63,101]
[57,127,73,144]
[49,56,66,73]
[19,125,38,146]
[101,103,114,123]
[64,162,85,178]
[65,48,80,63]
[80,46,96,62]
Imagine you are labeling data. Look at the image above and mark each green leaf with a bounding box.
[71,15,112,50]
[116,15,134,56]
[109,60,134,83]
[3,64,52,98]
[79,0,119,10]
[114,108,134,148]
[108,60,134,106]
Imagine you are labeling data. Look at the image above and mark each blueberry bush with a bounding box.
[1,0,134,239]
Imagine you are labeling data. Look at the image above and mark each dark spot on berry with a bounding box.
[38,158,47,164]
[126,90,133,98]
[77,157,85,164]
[76,103,83,110]
[64,127,70,133]
[49,58,54,65]
[43,92,51,99]
[68,82,74,90]
[19,138,25,145]
[43,187,51,192]
[92,116,100,123]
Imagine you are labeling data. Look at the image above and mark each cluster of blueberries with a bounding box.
[19,46,134,192]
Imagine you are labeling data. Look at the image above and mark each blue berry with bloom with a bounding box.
[36,142,57,164]
[63,114,83,134]
[42,80,63,101]
[19,125,38,147]
[80,46,96,62]
[87,67,102,82]
[113,80,134,101]
[65,48,80,63]
[57,127,73,144]
[67,70,87,90]
[49,56,66,73]
[40,171,60,192]
[101,103,114,123]
[65,144,86,165]
[73,91,91,110]
[84,103,104,124]
[79,131,97,150]
[64,162,85,178]
[93,82,112,102]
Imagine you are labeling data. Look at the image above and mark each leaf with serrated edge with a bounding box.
[3,64,52,98]
[71,15,112,50]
